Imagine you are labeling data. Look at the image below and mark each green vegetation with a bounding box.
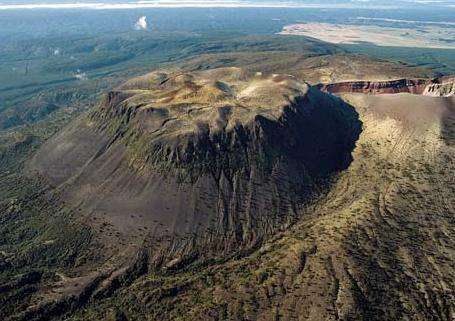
[342,43,455,75]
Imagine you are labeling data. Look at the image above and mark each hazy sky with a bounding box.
[0,0,454,10]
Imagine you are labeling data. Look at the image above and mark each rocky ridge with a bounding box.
[319,76,455,96]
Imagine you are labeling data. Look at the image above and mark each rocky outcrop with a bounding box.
[319,78,428,95]
[319,76,455,96]
[423,76,455,97]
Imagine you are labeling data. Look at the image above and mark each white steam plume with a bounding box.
[135,16,148,30]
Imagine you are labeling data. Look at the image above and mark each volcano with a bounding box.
[30,68,361,268]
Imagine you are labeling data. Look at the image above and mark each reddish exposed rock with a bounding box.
[318,77,454,96]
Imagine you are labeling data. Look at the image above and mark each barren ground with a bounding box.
[279,23,455,49]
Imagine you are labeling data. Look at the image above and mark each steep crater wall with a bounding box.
[319,76,455,96]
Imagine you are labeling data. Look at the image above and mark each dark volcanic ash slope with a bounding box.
[30,68,361,268]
